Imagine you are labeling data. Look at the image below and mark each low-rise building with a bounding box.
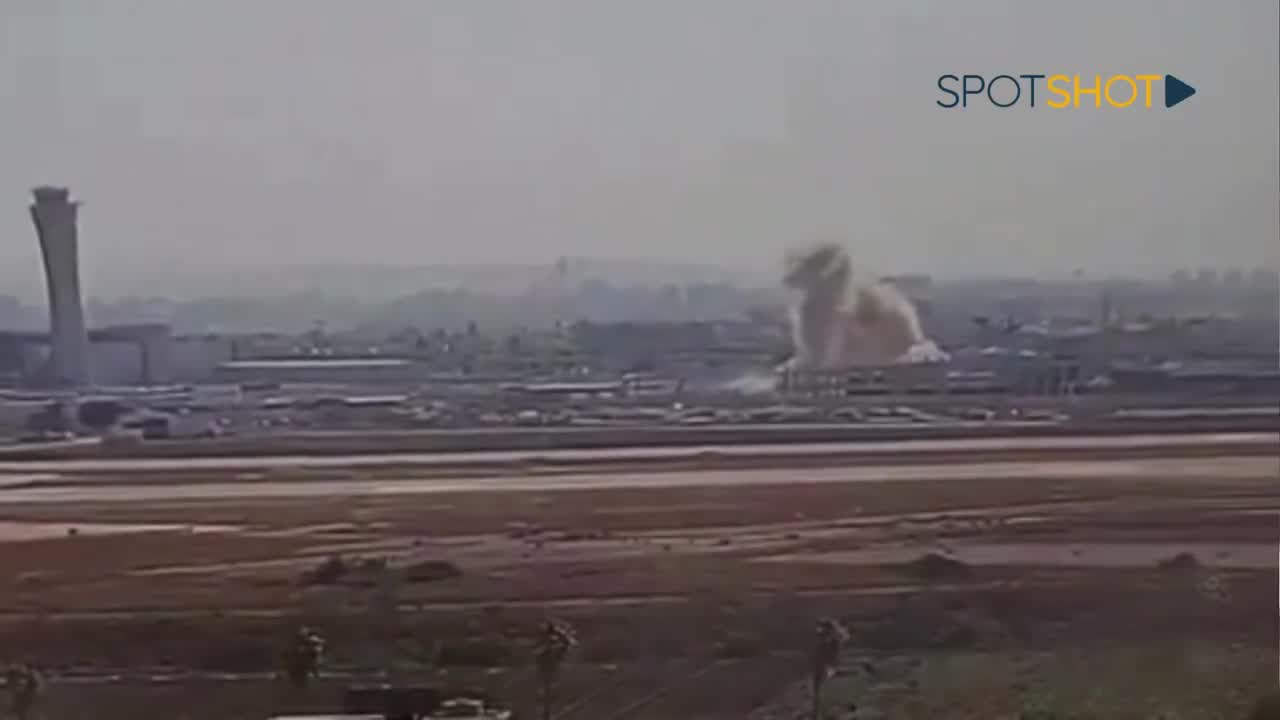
[213,357,419,385]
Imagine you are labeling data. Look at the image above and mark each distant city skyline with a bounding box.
[2,1,1277,296]
[0,256,1275,308]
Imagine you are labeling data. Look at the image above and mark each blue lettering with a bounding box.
[961,75,985,108]
[936,75,961,108]
[988,75,1021,108]
[1019,74,1045,107]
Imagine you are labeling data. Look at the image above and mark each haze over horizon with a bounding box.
[2,0,1277,300]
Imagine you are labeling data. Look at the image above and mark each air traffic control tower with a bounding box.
[30,186,91,386]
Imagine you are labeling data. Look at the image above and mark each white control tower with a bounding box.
[30,186,91,386]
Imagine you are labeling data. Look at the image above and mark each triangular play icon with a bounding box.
[1165,75,1196,108]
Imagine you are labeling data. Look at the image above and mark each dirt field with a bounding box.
[0,435,1276,718]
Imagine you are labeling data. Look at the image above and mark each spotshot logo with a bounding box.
[936,74,1197,109]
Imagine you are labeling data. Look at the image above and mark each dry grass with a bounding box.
[0,453,1275,717]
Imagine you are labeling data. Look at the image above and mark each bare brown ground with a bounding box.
[0,445,1276,718]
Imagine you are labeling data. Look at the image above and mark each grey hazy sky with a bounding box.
[2,0,1277,296]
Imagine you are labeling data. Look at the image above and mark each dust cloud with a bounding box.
[782,244,948,370]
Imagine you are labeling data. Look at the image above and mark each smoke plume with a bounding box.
[782,244,948,370]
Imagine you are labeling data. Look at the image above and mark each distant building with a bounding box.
[567,320,778,377]
[1249,268,1280,289]
[780,362,949,397]
[0,324,175,388]
[89,324,175,386]
[212,357,418,384]
[1107,364,1280,395]
[168,334,238,382]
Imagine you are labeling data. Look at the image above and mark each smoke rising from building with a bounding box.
[782,244,947,370]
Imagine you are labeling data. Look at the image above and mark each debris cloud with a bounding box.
[782,244,947,370]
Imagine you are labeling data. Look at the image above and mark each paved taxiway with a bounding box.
[0,438,1272,503]
[0,431,1272,474]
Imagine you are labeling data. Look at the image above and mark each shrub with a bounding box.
[903,552,972,581]
[1156,552,1200,571]
[405,560,463,584]
[302,555,349,585]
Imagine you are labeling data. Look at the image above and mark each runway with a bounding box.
[0,447,1272,504]
[0,431,1273,475]
[2,414,1275,462]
